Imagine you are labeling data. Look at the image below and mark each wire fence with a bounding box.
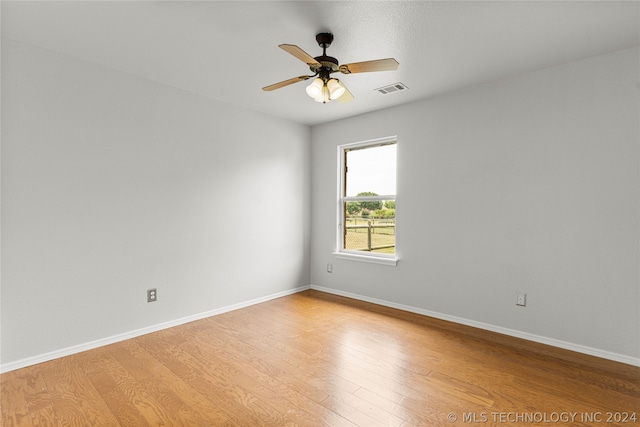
[344,218,395,253]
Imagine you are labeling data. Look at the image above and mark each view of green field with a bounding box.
[344,218,395,254]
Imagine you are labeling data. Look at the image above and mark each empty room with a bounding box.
[1,1,639,426]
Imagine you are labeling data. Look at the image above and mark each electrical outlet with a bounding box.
[516,292,526,307]
[147,288,157,303]
[327,263,333,273]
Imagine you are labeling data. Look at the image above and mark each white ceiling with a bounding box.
[2,1,639,126]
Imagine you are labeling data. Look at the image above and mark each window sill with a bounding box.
[333,251,398,266]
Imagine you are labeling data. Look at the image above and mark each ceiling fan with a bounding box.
[262,33,399,104]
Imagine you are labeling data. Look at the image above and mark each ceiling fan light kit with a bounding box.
[307,77,346,103]
[263,32,399,104]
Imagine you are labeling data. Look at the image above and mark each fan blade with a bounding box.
[262,75,312,91]
[279,44,321,66]
[339,58,399,74]
[338,84,354,103]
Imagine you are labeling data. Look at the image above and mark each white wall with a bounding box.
[311,48,640,363]
[2,38,638,370]
[1,39,311,366]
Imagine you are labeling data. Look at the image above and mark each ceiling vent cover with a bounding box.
[375,82,408,95]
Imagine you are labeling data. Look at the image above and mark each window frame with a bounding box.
[334,136,398,266]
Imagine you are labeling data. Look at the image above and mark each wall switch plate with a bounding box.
[516,292,526,307]
[327,263,333,273]
[147,288,157,303]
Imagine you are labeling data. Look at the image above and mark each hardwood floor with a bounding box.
[2,290,639,426]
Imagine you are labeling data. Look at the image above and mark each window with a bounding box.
[335,137,397,266]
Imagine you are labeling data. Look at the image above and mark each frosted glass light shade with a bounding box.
[314,85,330,103]
[327,79,346,99]
[305,78,324,98]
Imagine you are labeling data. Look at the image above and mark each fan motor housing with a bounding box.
[311,55,339,73]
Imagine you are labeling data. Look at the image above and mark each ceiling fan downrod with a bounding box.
[311,33,339,75]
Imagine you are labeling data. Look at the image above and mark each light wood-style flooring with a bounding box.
[2,290,639,426]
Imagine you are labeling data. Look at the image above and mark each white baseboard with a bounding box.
[0,285,311,373]
[310,285,640,367]
[4,284,637,373]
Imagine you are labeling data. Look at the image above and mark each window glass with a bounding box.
[345,143,396,197]
[339,140,397,258]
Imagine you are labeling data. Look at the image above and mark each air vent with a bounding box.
[375,82,408,95]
